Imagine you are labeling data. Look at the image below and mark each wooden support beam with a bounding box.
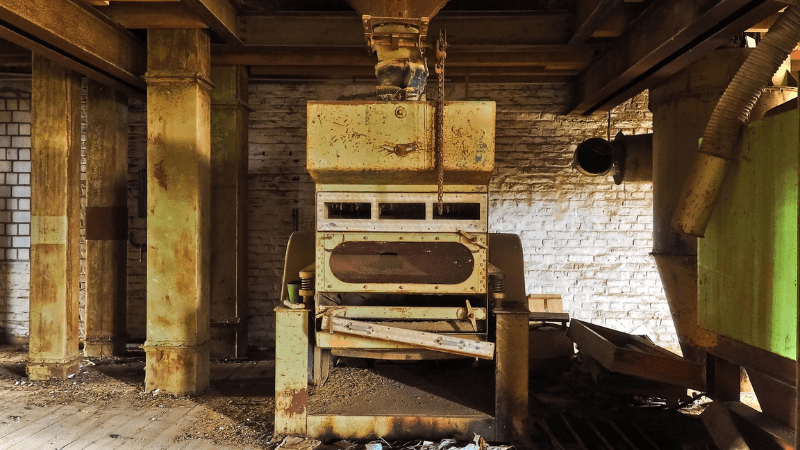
[181,0,241,45]
[701,402,751,450]
[144,28,212,395]
[83,81,128,358]
[239,12,571,47]
[27,55,82,380]
[0,0,145,94]
[569,0,624,44]
[213,46,594,69]
[209,65,249,359]
[572,0,784,114]
[99,2,207,28]
[707,355,742,402]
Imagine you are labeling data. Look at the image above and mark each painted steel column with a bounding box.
[144,29,212,394]
[209,65,249,359]
[84,81,128,357]
[27,55,82,380]
[495,305,529,443]
[274,306,310,435]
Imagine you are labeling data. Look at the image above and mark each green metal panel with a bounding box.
[699,108,798,360]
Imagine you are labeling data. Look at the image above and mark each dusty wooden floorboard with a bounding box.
[61,401,137,449]
[4,404,85,449]
[0,405,75,449]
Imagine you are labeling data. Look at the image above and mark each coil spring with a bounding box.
[491,272,505,294]
[301,276,314,291]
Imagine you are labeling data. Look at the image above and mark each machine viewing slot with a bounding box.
[326,202,371,219]
[379,202,426,220]
[433,203,482,220]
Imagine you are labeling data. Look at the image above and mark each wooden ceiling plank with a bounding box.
[0,0,145,92]
[569,0,624,44]
[571,0,783,114]
[180,0,241,44]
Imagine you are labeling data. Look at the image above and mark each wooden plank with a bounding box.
[325,316,495,359]
[568,320,705,390]
[181,0,241,45]
[82,407,161,450]
[144,405,204,450]
[569,0,624,44]
[325,306,487,321]
[3,405,83,449]
[0,0,145,92]
[571,0,783,114]
[33,405,102,450]
[701,402,751,450]
[0,405,72,444]
[726,402,794,450]
[63,401,143,449]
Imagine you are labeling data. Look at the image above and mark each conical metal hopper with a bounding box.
[347,0,449,18]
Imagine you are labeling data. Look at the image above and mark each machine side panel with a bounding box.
[699,108,798,360]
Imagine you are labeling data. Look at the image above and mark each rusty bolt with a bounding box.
[395,106,407,118]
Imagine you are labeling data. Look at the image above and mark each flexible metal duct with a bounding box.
[671,5,800,237]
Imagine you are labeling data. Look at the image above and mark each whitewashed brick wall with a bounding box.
[0,81,31,341]
[0,79,677,351]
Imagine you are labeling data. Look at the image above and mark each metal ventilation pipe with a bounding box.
[573,132,652,184]
[671,5,800,237]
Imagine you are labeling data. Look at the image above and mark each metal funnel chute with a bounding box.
[348,0,450,100]
[347,0,448,19]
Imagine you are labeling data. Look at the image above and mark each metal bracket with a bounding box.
[361,15,431,53]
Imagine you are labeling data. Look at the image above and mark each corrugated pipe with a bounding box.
[671,5,800,237]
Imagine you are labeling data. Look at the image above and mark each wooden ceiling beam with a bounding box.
[212,46,594,70]
[180,0,241,44]
[569,0,624,44]
[99,3,207,28]
[0,0,145,94]
[239,12,571,47]
[571,0,785,114]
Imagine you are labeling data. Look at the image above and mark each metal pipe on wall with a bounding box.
[572,132,652,184]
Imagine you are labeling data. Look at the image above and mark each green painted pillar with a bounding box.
[84,81,128,357]
[28,55,82,380]
[209,65,249,359]
[144,29,212,394]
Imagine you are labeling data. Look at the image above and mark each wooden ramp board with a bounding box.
[567,320,705,390]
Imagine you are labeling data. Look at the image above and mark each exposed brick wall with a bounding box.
[0,79,678,351]
[0,81,31,340]
[245,82,675,350]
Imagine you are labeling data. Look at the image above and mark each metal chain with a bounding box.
[435,29,447,215]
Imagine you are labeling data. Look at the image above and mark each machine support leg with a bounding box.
[495,306,529,442]
[84,81,128,358]
[275,306,310,435]
[27,55,82,380]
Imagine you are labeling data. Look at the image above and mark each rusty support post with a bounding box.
[84,81,128,358]
[143,29,212,394]
[27,54,82,380]
[275,306,310,435]
[209,65,249,359]
[495,305,529,443]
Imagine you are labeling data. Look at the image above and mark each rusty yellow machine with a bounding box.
[274,0,528,442]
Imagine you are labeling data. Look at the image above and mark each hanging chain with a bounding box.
[435,29,447,215]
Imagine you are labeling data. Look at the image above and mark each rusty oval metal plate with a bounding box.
[330,241,474,284]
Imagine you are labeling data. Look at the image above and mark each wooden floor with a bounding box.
[0,388,264,450]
